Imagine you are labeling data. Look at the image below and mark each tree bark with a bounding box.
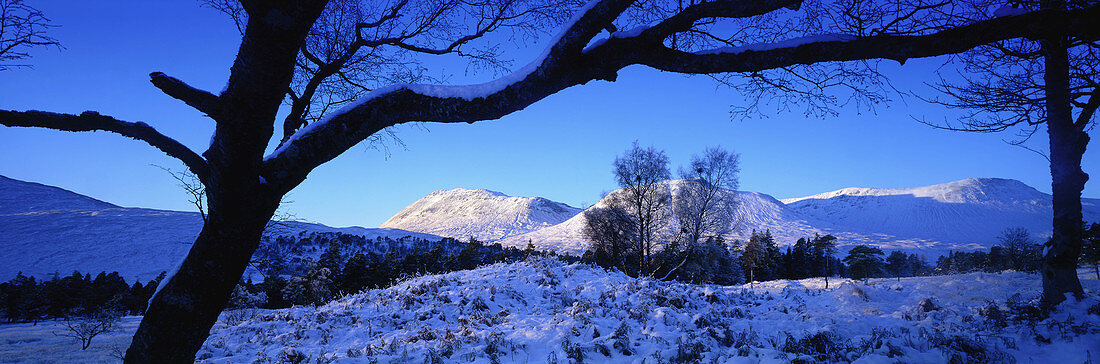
[1040,33,1088,307]
[124,191,278,362]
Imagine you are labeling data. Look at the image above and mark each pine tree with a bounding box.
[885,251,909,281]
[341,253,369,294]
[844,245,885,281]
[811,235,838,288]
[524,241,537,259]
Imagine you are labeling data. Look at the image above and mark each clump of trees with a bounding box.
[0,271,163,324]
[935,228,1044,274]
[582,143,743,285]
[779,234,851,287]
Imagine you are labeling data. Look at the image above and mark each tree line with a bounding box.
[6,224,1095,320]
[0,271,164,324]
[231,233,561,308]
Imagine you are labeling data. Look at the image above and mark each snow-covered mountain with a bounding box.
[782,178,1100,250]
[499,178,1100,256]
[0,175,440,282]
[379,188,581,241]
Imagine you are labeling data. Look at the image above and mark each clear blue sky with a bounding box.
[1,1,1096,228]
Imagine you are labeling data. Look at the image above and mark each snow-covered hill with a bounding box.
[500,178,1100,256]
[379,188,581,241]
[196,258,1100,363]
[783,178,1100,250]
[0,175,441,282]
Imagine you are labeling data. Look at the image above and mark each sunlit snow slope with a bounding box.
[379,188,581,241]
[197,258,1100,363]
[782,178,1100,251]
[0,175,440,282]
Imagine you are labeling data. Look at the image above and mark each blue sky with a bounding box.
[1,1,1095,228]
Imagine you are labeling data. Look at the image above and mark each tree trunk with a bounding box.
[124,192,278,362]
[1040,33,1088,307]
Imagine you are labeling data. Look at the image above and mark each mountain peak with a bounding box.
[428,188,509,198]
[380,188,581,241]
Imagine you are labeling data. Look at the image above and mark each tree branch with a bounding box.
[262,2,1100,193]
[149,72,222,117]
[0,110,211,184]
[1074,90,1100,129]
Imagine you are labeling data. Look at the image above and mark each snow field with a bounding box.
[196,259,1100,363]
[0,316,142,363]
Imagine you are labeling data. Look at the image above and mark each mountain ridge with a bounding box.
[0,175,441,281]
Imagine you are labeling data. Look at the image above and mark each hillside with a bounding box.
[0,175,441,282]
[194,258,1100,363]
[783,178,1100,248]
[379,188,581,241]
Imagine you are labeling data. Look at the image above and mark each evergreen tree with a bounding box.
[885,251,909,281]
[987,245,1010,272]
[844,245,885,280]
[741,230,780,283]
[317,242,344,283]
[524,241,537,259]
[906,254,928,276]
[340,253,370,294]
[811,235,838,288]
[281,262,334,306]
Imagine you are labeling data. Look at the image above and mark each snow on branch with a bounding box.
[0,110,211,183]
[149,72,221,117]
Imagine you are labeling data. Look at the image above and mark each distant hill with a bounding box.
[0,175,440,282]
[781,178,1100,249]
[379,188,581,241]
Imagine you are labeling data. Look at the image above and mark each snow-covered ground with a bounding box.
[0,316,141,363]
[194,260,1098,363]
[2,264,1097,363]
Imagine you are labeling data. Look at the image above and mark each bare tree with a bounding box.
[1,0,1098,361]
[920,0,1098,306]
[154,165,208,222]
[0,0,60,70]
[612,141,672,274]
[581,203,639,274]
[57,308,121,351]
[674,146,741,247]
